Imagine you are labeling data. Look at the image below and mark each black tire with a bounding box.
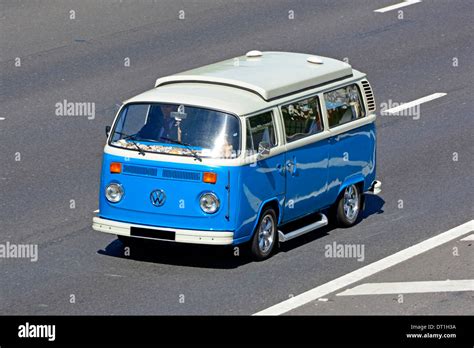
[250,208,278,261]
[335,184,362,227]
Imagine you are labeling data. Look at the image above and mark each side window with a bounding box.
[246,111,277,154]
[281,96,323,142]
[324,84,365,128]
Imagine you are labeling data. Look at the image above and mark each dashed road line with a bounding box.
[382,93,447,115]
[374,0,421,13]
[254,220,474,315]
[337,280,474,296]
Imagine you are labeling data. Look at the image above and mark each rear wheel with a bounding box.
[250,208,277,261]
[335,184,361,227]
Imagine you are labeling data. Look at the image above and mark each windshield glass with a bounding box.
[110,103,241,159]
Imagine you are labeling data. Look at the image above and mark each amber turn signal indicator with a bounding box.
[203,172,217,184]
[110,162,122,174]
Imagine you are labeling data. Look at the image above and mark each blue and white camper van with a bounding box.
[93,51,381,260]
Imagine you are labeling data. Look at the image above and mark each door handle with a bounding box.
[286,161,295,175]
[286,160,297,176]
[276,163,285,175]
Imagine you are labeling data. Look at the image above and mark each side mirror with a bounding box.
[257,141,271,158]
[105,125,111,137]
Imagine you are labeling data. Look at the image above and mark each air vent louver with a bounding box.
[123,165,158,177]
[162,169,200,181]
[361,80,376,113]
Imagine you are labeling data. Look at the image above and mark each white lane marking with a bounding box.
[253,220,474,315]
[374,0,421,13]
[337,280,474,296]
[460,234,474,241]
[382,93,447,114]
[0,117,5,120]
[93,209,99,213]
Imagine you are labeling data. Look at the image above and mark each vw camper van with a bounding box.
[93,51,381,260]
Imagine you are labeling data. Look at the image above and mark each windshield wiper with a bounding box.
[113,131,202,161]
[113,131,146,156]
[159,137,202,162]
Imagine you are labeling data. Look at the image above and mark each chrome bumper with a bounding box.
[92,216,234,245]
[369,180,382,195]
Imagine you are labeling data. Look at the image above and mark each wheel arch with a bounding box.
[250,198,281,238]
[337,176,365,199]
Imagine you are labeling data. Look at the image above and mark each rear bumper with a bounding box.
[369,180,382,195]
[92,216,234,245]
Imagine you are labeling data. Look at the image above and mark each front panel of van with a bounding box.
[98,153,239,233]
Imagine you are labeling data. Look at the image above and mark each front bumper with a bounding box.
[92,216,234,245]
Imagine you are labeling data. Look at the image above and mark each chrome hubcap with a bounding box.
[343,185,359,221]
[258,214,275,253]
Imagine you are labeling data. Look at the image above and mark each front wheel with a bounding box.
[250,208,277,261]
[335,184,361,227]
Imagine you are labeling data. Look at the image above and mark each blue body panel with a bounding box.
[326,123,377,204]
[283,138,330,222]
[99,123,376,245]
[234,154,286,243]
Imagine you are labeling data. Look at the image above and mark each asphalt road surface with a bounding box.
[0,0,473,315]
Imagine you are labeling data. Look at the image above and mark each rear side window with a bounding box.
[281,96,323,142]
[324,84,365,128]
[246,111,277,154]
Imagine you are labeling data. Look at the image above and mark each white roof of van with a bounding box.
[125,51,362,115]
[155,51,353,101]
[125,82,266,116]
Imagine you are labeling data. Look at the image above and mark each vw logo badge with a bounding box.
[150,189,166,207]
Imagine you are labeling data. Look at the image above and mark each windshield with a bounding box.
[110,103,241,159]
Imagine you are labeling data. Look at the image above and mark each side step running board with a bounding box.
[278,213,328,243]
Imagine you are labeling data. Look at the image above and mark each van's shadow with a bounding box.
[98,239,252,269]
[279,194,385,253]
[361,194,385,219]
[98,195,385,268]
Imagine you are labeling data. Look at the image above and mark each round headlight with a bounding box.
[199,192,220,214]
[105,183,124,203]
